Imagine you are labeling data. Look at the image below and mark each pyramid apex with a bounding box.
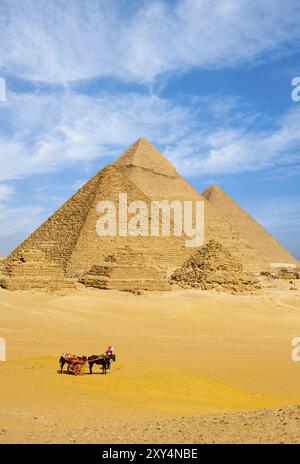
[202,185,224,200]
[131,137,156,151]
[205,184,222,191]
[136,136,151,144]
[114,138,177,177]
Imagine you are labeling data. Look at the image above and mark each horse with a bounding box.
[88,354,116,375]
[59,353,87,373]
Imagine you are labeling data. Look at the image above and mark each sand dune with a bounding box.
[1,285,300,443]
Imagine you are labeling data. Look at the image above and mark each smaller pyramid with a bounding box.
[0,250,76,291]
[203,185,299,267]
[170,240,260,293]
[80,246,170,292]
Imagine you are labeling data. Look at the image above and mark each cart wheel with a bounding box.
[80,364,85,375]
[73,363,85,376]
[73,364,82,376]
[68,364,74,374]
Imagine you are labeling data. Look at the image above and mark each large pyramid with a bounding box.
[0,164,190,290]
[202,185,299,267]
[114,138,269,272]
[1,137,297,292]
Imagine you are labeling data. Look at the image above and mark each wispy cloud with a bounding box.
[1,90,300,181]
[0,204,45,238]
[245,196,300,233]
[166,106,300,176]
[0,184,14,202]
[0,182,44,240]
[242,195,300,259]
[0,90,195,181]
[0,0,299,258]
[1,0,300,83]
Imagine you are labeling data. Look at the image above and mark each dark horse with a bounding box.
[59,354,87,373]
[88,354,116,375]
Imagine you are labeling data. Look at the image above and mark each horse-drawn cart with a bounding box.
[59,352,116,375]
[59,354,87,376]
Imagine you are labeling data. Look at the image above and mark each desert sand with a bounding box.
[1,280,300,443]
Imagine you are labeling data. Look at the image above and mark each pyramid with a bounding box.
[170,240,261,293]
[202,185,299,267]
[80,246,170,292]
[1,137,296,292]
[1,165,190,290]
[65,165,190,276]
[114,138,269,272]
[0,250,76,291]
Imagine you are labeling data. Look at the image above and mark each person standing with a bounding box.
[105,345,114,369]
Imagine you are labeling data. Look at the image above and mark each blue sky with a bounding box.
[0,0,300,258]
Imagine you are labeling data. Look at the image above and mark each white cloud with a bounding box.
[0,0,300,83]
[167,106,300,176]
[0,90,195,181]
[0,204,45,238]
[242,195,300,259]
[0,183,44,240]
[245,196,300,233]
[1,90,300,181]
[0,184,14,202]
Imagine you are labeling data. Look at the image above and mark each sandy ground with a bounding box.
[0,281,300,443]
